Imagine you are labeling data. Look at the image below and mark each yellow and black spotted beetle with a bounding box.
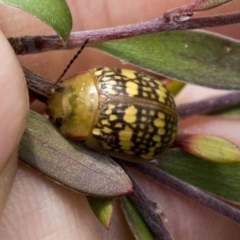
[46,67,178,162]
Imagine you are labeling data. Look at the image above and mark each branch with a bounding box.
[127,162,240,225]
[164,0,233,20]
[120,163,173,240]
[23,67,53,102]
[177,91,240,119]
[9,11,240,55]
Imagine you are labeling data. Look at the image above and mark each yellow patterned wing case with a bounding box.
[85,67,178,161]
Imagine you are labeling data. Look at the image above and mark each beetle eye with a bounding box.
[55,116,64,127]
[55,86,64,92]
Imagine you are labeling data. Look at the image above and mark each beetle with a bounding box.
[46,67,178,162]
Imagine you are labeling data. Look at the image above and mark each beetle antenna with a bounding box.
[55,39,89,85]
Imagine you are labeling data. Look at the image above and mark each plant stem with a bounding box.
[120,163,173,240]
[9,12,240,55]
[23,67,53,102]
[164,0,233,20]
[177,91,240,119]
[127,162,240,225]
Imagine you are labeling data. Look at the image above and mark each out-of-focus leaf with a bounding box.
[0,0,72,41]
[120,197,154,240]
[195,0,232,11]
[175,134,240,163]
[157,149,240,202]
[166,80,185,96]
[93,30,240,90]
[19,110,133,198]
[87,196,113,229]
[209,106,240,117]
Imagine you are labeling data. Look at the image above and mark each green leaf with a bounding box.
[157,149,240,202]
[166,80,185,96]
[120,197,154,240]
[195,0,233,11]
[209,105,240,117]
[93,30,240,90]
[0,0,72,41]
[19,110,133,198]
[87,196,113,229]
[175,134,240,163]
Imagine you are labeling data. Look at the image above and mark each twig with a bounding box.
[9,12,240,55]
[126,162,240,224]
[120,163,174,240]
[164,0,233,20]
[177,91,240,119]
[23,67,53,102]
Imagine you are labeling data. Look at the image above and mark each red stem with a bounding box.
[9,11,240,55]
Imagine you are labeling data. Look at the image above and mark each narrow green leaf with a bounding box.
[87,196,113,229]
[175,134,240,163]
[157,149,240,202]
[209,105,240,117]
[196,0,233,11]
[19,110,133,198]
[93,31,240,90]
[166,80,185,96]
[0,0,72,41]
[120,197,154,240]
